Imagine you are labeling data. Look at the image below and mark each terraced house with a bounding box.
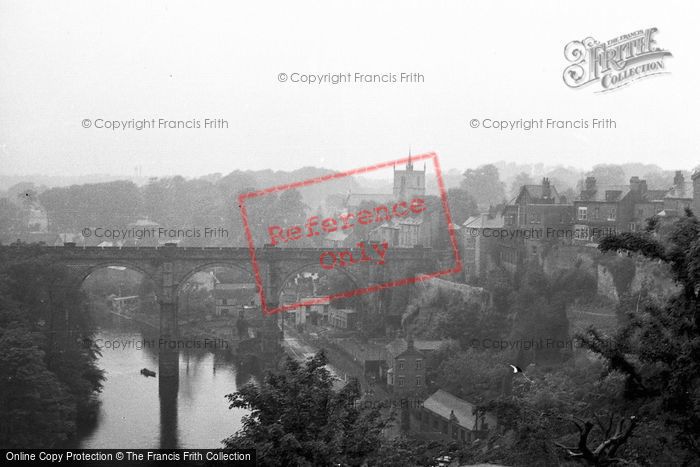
[574,175,676,241]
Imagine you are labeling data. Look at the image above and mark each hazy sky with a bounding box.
[1,0,698,177]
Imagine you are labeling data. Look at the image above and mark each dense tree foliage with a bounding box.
[581,210,700,462]
[461,211,699,465]
[509,172,534,199]
[0,173,310,248]
[584,164,627,187]
[224,350,476,466]
[445,187,478,225]
[224,352,387,466]
[39,181,140,232]
[0,197,26,237]
[460,164,506,209]
[0,248,104,447]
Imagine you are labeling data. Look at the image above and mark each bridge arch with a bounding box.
[73,261,158,290]
[275,261,366,306]
[175,261,256,296]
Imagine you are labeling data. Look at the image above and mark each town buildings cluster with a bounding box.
[463,170,700,279]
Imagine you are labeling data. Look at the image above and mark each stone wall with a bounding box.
[542,243,598,277]
[542,244,678,304]
[412,277,491,310]
[597,256,678,303]
[597,264,619,302]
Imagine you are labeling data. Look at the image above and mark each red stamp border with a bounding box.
[238,152,462,316]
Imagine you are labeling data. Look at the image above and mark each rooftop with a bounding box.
[577,184,630,202]
[644,189,670,202]
[423,389,497,431]
[19,232,62,244]
[462,213,504,229]
[372,217,424,231]
[576,178,686,203]
[386,338,450,358]
[665,182,693,200]
[329,308,358,315]
[324,230,349,242]
[128,218,159,227]
[345,193,395,207]
[518,183,561,203]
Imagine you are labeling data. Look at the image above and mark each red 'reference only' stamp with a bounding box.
[238,152,462,315]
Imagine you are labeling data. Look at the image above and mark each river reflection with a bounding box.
[78,316,254,449]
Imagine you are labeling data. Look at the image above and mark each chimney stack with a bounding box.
[542,177,551,199]
[629,176,640,192]
[674,171,684,188]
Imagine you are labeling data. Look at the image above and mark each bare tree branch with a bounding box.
[556,414,637,465]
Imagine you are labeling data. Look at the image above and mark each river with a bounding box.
[77,315,254,449]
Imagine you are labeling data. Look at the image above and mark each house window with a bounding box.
[461,429,466,441]
[593,207,600,220]
[578,207,588,220]
[398,359,405,370]
[398,376,405,387]
[608,208,616,221]
[630,223,637,232]
[433,417,439,429]
[416,376,422,387]
[415,359,422,370]
[452,428,457,439]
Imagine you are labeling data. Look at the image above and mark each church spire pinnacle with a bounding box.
[407,147,413,170]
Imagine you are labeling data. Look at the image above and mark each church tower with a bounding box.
[393,150,426,199]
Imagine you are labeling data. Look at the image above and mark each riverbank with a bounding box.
[110,308,243,352]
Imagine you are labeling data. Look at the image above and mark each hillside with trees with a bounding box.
[0,247,104,447]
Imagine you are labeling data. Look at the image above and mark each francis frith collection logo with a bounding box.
[563,28,672,92]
